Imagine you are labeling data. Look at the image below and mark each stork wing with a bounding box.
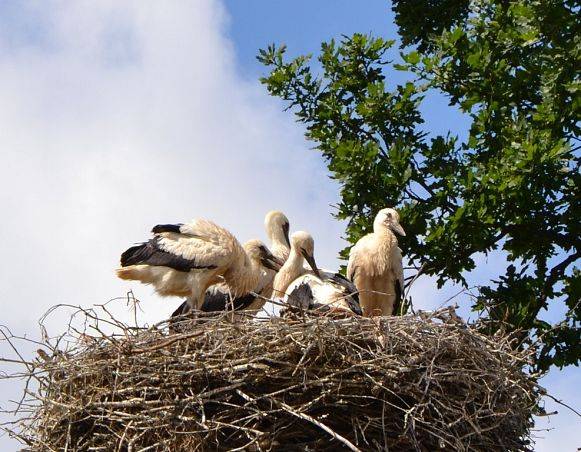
[392,246,404,291]
[329,272,355,290]
[285,279,314,310]
[324,273,361,315]
[346,247,359,282]
[152,224,183,234]
[154,219,237,269]
[285,274,362,315]
[347,235,373,281]
[390,246,405,314]
[286,281,334,314]
[121,219,236,272]
[170,300,189,318]
[201,286,256,312]
[120,237,217,272]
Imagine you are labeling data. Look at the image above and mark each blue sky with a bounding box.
[0,1,577,450]
[225,0,470,140]
[225,0,398,73]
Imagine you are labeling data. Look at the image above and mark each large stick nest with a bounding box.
[3,305,539,451]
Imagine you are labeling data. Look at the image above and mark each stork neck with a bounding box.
[272,248,305,296]
[269,231,290,260]
[271,241,290,261]
[287,248,305,267]
[374,227,399,254]
[374,223,396,238]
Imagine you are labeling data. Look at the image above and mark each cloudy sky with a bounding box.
[0,1,578,449]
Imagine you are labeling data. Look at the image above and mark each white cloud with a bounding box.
[0,0,346,331]
[0,1,347,447]
[0,1,576,450]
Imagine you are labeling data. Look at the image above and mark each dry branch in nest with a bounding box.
[1,303,540,451]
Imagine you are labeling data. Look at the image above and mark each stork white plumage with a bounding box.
[254,210,291,301]
[116,219,282,314]
[273,231,362,315]
[272,231,318,297]
[197,210,291,314]
[347,208,405,317]
[264,210,291,263]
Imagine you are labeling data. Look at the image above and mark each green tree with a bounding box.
[258,0,580,371]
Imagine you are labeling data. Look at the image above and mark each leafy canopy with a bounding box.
[258,0,580,371]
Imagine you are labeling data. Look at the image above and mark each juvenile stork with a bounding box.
[251,210,291,300]
[197,210,291,314]
[347,208,405,317]
[264,210,291,262]
[273,232,362,315]
[116,219,282,314]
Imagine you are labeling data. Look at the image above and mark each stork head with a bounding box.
[244,239,284,271]
[291,231,320,277]
[374,208,406,236]
[264,210,291,248]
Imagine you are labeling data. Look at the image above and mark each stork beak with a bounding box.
[282,222,291,248]
[301,250,321,278]
[262,252,284,271]
[390,222,406,236]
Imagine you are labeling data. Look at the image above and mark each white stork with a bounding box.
[193,210,291,315]
[252,210,291,300]
[116,219,282,314]
[347,207,405,317]
[264,210,291,262]
[273,231,362,315]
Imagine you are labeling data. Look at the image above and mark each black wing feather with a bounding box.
[151,223,183,234]
[286,282,313,310]
[330,273,356,291]
[170,300,189,318]
[201,289,256,312]
[347,296,362,315]
[120,237,216,272]
[392,279,403,315]
[329,273,361,313]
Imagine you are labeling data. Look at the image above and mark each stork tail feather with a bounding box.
[116,267,141,281]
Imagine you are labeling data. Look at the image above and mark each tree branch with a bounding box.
[545,252,580,291]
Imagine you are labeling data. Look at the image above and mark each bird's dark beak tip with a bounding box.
[303,252,319,277]
[263,254,283,271]
[391,223,406,236]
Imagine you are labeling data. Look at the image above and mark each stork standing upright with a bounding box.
[273,232,362,315]
[198,210,291,314]
[116,219,282,314]
[347,208,405,317]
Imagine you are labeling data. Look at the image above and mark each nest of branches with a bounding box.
[3,304,540,451]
